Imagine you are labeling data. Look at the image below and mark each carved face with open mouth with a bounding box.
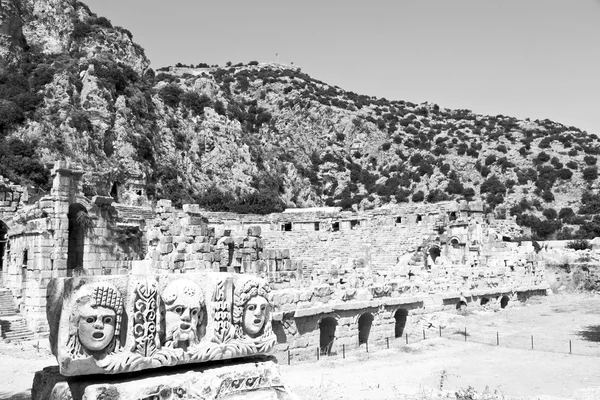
[163,279,204,349]
[243,296,269,337]
[77,304,116,353]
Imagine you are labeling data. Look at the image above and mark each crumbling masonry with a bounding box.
[0,162,548,359]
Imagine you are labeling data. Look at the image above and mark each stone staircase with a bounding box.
[0,288,18,316]
[0,288,35,342]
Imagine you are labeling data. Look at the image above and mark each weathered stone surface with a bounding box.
[32,358,295,400]
[47,273,277,376]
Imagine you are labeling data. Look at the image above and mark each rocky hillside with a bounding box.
[1,0,600,241]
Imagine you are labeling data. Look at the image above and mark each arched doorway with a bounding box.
[0,220,7,272]
[319,317,337,355]
[456,300,467,311]
[358,313,374,345]
[428,246,441,265]
[394,309,408,338]
[67,204,89,272]
[500,295,509,309]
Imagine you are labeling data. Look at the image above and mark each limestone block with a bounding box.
[282,259,292,271]
[158,243,173,254]
[33,359,294,400]
[47,273,277,376]
[195,235,208,243]
[182,204,202,214]
[268,260,277,272]
[157,199,172,208]
[266,249,277,260]
[247,226,262,237]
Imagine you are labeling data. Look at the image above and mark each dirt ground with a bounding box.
[2,293,600,400]
[281,293,600,400]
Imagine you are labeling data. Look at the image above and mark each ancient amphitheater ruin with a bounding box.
[0,161,548,362]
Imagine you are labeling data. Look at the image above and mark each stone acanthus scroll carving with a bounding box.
[133,280,159,358]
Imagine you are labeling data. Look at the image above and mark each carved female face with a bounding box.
[243,296,269,337]
[77,303,116,353]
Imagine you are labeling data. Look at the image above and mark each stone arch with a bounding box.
[319,316,338,355]
[0,220,8,272]
[394,308,408,338]
[456,300,468,311]
[358,312,374,345]
[67,203,89,272]
[480,297,490,306]
[428,245,441,264]
[449,237,460,249]
[500,295,510,309]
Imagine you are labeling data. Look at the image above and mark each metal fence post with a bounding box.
[343,344,345,359]
[406,333,408,345]
[288,350,290,365]
[386,337,389,349]
[465,327,467,341]
[423,329,425,340]
[439,326,442,337]
[317,347,320,360]
[366,341,369,353]
[569,340,572,354]
[497,332,499,346]
[531,335,534,350]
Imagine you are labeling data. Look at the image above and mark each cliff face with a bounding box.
[1,0,599,241]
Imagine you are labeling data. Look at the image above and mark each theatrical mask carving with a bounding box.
[233,280,272,338]
[67,284,123,358]
[162,279,205,350]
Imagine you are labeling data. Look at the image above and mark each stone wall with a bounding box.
[0,162,549,342]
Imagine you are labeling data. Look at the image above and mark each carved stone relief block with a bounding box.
[47,273,276,376]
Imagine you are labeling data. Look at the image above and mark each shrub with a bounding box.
[159,84,184,107]
[71,21,92,39]
[558,207,575,221]
[412,190,424,202]
[579,192,600,214]
[566,160,578,169]
[543,208,557,220]
[534,151,550,164]
[69,110,93,132]
[446,179,464,195]
[381,142,391,151]
[566,239,591,251]
[557,168,573,180]
[181,92,212,115]
[496,144,507,153]
[582,166,598,182]
[484,154,496,166]
[426,189,450,203]
[0,100,24,134]
[90,16,113,28]
[248,61,259,66]
[584,155,597,166]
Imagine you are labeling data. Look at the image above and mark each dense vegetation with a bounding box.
[2,2,600,231]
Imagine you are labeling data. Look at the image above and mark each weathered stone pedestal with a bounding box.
[33,357,294,400]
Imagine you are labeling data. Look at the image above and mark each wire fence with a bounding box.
[276,327,600,366]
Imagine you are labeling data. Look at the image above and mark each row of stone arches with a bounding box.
[319,308,409,354]
[456,295,510,311]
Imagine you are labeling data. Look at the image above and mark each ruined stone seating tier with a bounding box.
[47,273,276,376]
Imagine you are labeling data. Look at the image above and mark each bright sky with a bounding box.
[85,0,600,135]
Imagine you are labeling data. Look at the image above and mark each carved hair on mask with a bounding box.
[66,284,124,358]
[162,279,205,351]
[233,280,272,339]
